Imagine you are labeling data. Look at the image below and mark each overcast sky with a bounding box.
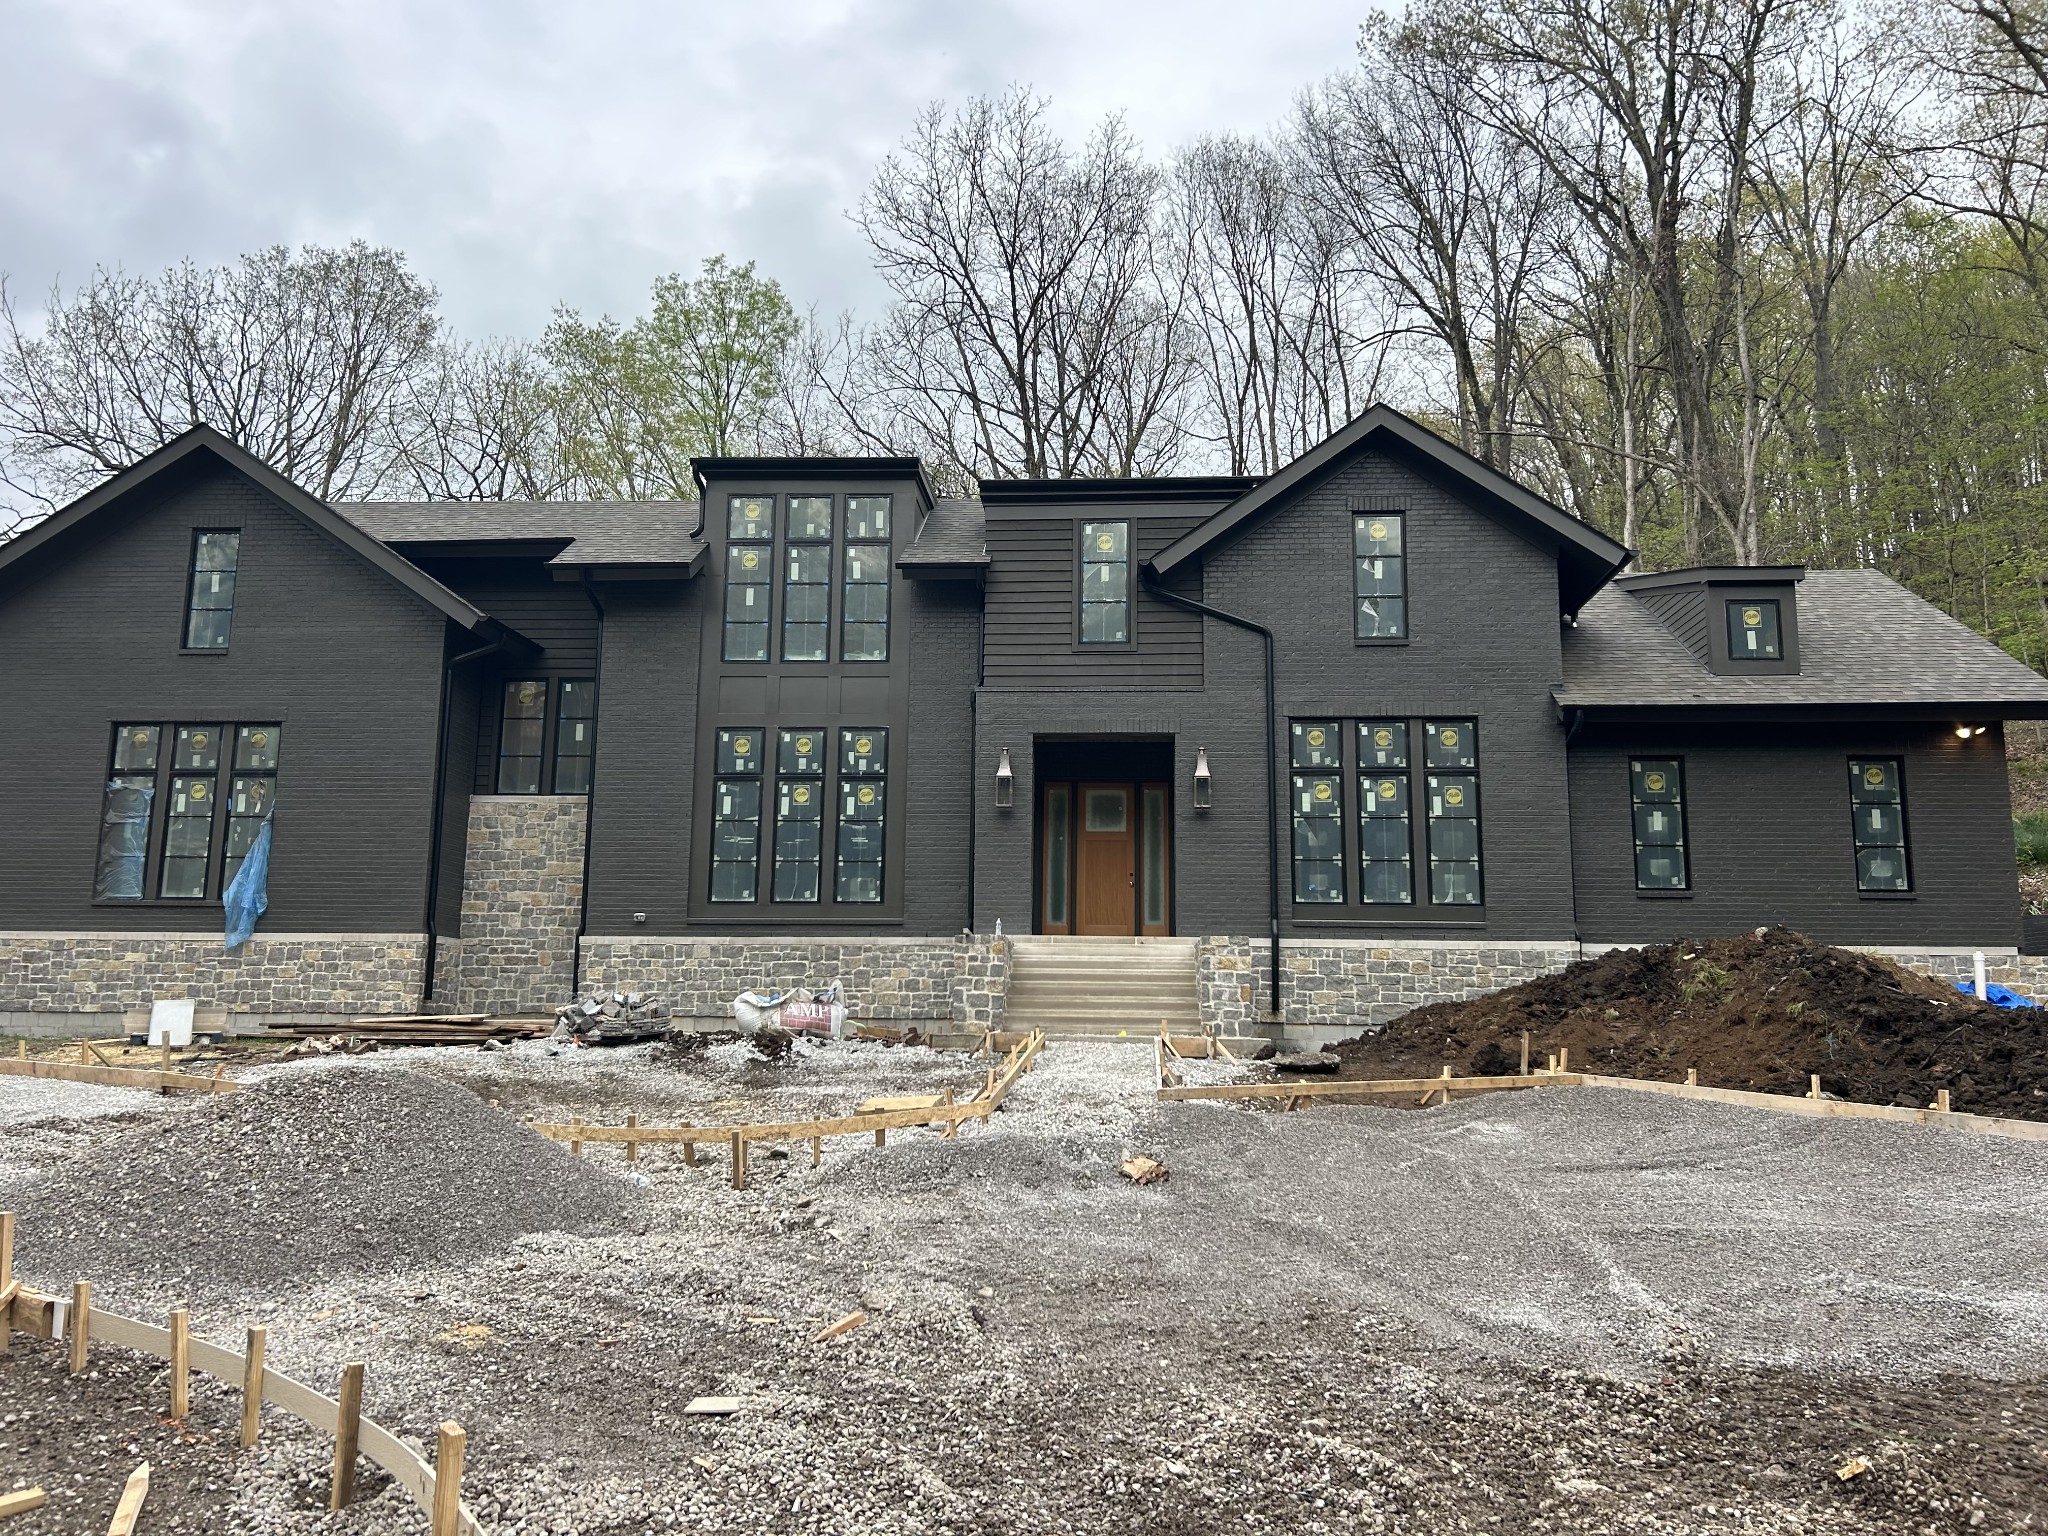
[2,0,1370,338]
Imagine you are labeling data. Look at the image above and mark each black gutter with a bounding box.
[1562,705,1586,947]
[422,630,509,1005]
[1141,571,1283,1019]
[571,573,608,996]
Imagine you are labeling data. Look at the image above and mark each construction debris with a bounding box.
[1836,1457,1871,1481]
[1271,1052,1340,1075]
[106,1463,150,1536]
[813,1310,867,1343]
[554,992,672,1046]
[270,1015,549,1051]
[683,1397,740,1416]
[0,1488,46,1520]
[1120,1155,1170,1185]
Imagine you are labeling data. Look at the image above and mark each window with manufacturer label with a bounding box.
[772,729,826,901]
[1357,720,1413,904]
[710,728,763,902]
[1424,721,1481,905]
[93,720,281,902]
[1630,758,1688,890]
[1079,521,1130,645]
[836,728,887,901]
[1849,758,1910,892]
[1727,599,1782,661]
[725,495,773,661]
[1353,514,1405,639]
[782,496,833,662]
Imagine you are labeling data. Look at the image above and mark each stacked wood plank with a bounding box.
[267,1015,552,1049]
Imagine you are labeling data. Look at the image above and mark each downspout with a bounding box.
[572,572,607,996]
[1563,703,1585,950]
[1141,570,1283,1020]
[422,629,508,1006]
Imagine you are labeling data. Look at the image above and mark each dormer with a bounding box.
[1615,566,1805,677]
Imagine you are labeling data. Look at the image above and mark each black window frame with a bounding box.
[771,728,828,903]
[782,495,834,663]
[724,494,776,663]
[93,718,282,905]
[1848,757,1912,894]
[182,528,242,651]
[835,727,888,903]
[842,495,892,663]
[495,678,549,794]
[1356,720,1414,905]
[1076,520,1134,649]
[710,727,766,903]
[1725,598,1783,663]
[1629,757,1690,893]
[552,679,597,795]
[1352,512,1408,644]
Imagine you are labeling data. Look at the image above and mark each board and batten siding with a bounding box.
[981,513,1206,689]
[1568,720,2021,948]
[0,460,451,933]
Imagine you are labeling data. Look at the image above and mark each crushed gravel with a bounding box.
[8,1066,643,1303]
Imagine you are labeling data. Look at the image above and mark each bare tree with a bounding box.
[0,243,439,511]
[856,90,1198,480]
[386,339,575,501]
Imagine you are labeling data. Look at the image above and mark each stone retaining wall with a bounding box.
[952,932,1010,1032]
[581,934,981,1024]
[440,796,588,1014]
[0,932,426,1014]
[1200,936,1593,1032]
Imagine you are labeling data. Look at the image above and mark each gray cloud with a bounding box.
[1,0,1365,336]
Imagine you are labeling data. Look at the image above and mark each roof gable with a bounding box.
[1146,405,1630,612]
[0,427,516,640]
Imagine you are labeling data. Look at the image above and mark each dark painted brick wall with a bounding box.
[1568,719,2021,946]
[0,461,448,932]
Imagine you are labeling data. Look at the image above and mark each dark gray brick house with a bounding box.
[6,411,2048,1036]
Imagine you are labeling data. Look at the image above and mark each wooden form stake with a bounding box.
[940,1086,958,1139]
[0,1489,47,1518]
[68,1280,89,1374]
[570,1118,584,1157]
[874,1127,886,1148]
[810,1136,821,1169]
[107,1465,150,1536]
[0,1210,11,1357]
[168,1307,190,1418]
[1686,1067,1698,1086]
[729,1131,746,1190]
[682,1140,697,1167]
[1808,1074,1822,1100]
[625,1113,639,1163]
[1520,1031,1531,1074]
[1936,1088,1952,1112]
[432,1422,466,1536]
[240,1327,267,1448]
[331,1361,365,1509]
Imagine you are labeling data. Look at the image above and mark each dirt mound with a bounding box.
[13,1065,642,1293]
[1326,927,2048,1120]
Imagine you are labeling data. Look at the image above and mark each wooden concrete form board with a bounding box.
[0,1057,238,1095]
[1157,1072,1578,1102]
[12,1294,481,1534]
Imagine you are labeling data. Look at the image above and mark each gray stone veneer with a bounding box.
[1200,936,1584,1032]
[440,796,588,1014]
[582,933,1005,1027]
[0,932,426,1014]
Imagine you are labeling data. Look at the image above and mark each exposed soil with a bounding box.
[1324,926,2048,1119]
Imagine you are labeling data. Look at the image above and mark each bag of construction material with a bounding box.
[733,989,786,1032]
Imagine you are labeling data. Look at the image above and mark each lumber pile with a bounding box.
[268,1015,551,1050]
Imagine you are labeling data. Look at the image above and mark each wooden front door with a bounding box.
[1074,783,1135,934]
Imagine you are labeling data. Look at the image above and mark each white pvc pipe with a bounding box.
[1974,951,1989,1000]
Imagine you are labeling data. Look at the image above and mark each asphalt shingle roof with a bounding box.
[1559,568,2048,711]
[344,500,704,568]
[899,497,988,568]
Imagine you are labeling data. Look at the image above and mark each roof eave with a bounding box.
[1553,694,2048,722]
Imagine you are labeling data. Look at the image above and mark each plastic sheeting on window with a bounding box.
[223,816,272,949]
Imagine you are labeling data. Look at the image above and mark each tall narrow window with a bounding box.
[497,680,546,793]
[1141,785,1170,931]
[553,680,596,794]
[1424,719,1481,905]
[725,495,773,662]
[1630,758,1688,890]
[1079,521,1130,644]
[772,729,826,902]
[1043,784,1071,931]
[710,728,763,902]
[223,724,282,891]
[836,728,887,902]
[1849,758,1910,892]
[1290,720,1344,904]
[1357,720,1413,904]
[95,724,160,901]
[184,530,241,649]
[1353,514,1406,639]
[1727,599,1782,660]
[160,724,223,899]
[783,496,832,662]
[843,495,891,661]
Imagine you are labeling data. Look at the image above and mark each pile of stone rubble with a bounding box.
[552,990,673,1046]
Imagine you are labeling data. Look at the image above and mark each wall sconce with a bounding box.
[1193,747,1212,810]
[994,746,1014,808]
[1955,724,1987,739]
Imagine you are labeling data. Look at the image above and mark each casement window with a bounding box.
[1727,599,1782,661]
[1357,720,1413,904]
[725,495,774,662]
[1079,521,1131,645]
[783,497,833,662]
[497,680,547,793]
[836,728,887,902]
[1423,720,1482,905]
[1849,758,1910,892]
[772,729,827,901]
[843,496,892,662]
[1630,758,1688,890]
[1290,721,1344,904]
[94,720,281,902]
[184,530,241,649]
[710,728,764,902]
[1353,514,1406,640]
[553,681,596,794]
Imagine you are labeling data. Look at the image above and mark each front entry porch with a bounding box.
[1034,738,1173,936]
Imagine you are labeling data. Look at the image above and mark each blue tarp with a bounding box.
[1955,978,2036,1009]
[224,817,272,950]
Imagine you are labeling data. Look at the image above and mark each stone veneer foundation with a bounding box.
[1199,936,1585,1033]
[438,795,588,1014]
[0,931,427,1015]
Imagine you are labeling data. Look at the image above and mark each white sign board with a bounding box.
[148,998,196,1048]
